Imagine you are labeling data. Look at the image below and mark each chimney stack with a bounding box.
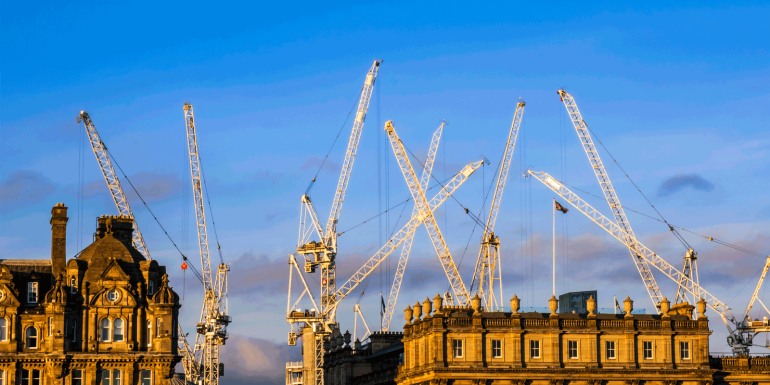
[50,203,68,278]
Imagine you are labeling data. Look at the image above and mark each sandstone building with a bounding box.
[0,204,181,385]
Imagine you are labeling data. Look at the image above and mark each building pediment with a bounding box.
[99,259,131,283]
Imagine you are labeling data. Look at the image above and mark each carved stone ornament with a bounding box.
[697,297,707,317]
[511,381,526,385]
[548,380,564,385]
[413,301,423,320]
[433,293,443,314]
[586,295,596,315]
[663,380,678,385]
[423,297,432,317]
[587,380,602,385]
[624,296,634,315]
[471,293,482,314]
[698,381,713,385]
[404,305,413,324]
[625,380,640,385]
[548,294,558,315]
[660,296,671,315]
[510,294,520,314]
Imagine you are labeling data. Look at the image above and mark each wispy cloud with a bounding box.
[657,174,715,197]
[0,170,56,209]
[216,333,301,385]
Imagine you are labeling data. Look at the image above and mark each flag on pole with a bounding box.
[555,201,569,214]
[380,293,386,317]
[615,296,622,313]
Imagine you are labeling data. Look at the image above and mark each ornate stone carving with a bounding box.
[660,296,671,314]
[587,380,602,385]
[423,297,432,317]
[510,294,520,314]
[587,295,596,315]
[697,297,707,317]
[624,296,634,315]
[413,301,423,320]
[433,293,443,314]
[404,305,413,325]
[663,380,678,385]
[548,380,564,385]
[471,293,482,314]
[548,295,558,315]
[625,380,640,385]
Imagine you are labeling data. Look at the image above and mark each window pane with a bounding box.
[32,369,40,385]
[141,370,152,385]
[21,369,29,385]
[101,319,110,342]
[0,318,6,341]
[114,319,124,342]
[101,370,110,385]
[27,327,38,348]
[72,369,82,385]
[113,369,121,385]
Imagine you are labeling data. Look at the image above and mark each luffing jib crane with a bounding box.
[529,170,770,354]
[287,157,481,385]
[381,122,444,331]
[557,90,664,311]
[184,103,231,385]
[469,100,525,311]
[77,111,152,260]
[385,120,471,306]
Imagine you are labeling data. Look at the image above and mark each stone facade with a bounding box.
[394,293,768,385]
[0,204,181,385]
[322,330,403,385]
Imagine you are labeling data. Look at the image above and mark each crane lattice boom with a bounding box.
[385,121,471,305]
[557,90,663,310]
[382,123,444,331]
[77,112,151,260]
[470,101,525,310]
[184,103,231,385]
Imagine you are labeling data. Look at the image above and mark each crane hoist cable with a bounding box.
[556,178,767,260]
[103,143,205,284]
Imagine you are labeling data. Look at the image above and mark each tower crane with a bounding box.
[287,158,482,385]
[529,170,770,354]
[78,111,202,377]
[183,103,231,385]
[298,60,381,321]
[385,121,471,305]
[381,122,444,331]
[76,112,151,260]
[469,100,526,311]
[557,90,664,311]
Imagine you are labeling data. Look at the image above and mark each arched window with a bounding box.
[0,318,7,341]
[70,276,77,294]
[113,318,124,342]
[25,326,38,349]
[146,319,152,346]
[100,318,111,342]
[156,318,162,337]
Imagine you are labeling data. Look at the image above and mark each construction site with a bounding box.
[282,61,770,385]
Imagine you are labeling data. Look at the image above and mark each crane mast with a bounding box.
[557,90,663,310]
[382,123,444,331]
[184,103,231,385]
[385,121,471,305]
[529,170,769,354]
[470,101,525,311]
[77,111,151,260]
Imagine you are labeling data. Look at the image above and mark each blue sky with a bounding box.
[2,1,770,383]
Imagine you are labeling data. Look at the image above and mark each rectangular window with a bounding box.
[27,282,38,304]
[156,318,162,337]
[452,339,463,358]
[0,318,7,341]
[147,320,152,346]
[48,317,52,337]
[21,370,41,385]
[530,340,540,358]
[491,339,502,358]
[606,341,616,359]
[149,280,155,295]
[101,370,110,385]
[113,369,121,385]
[72,369,83,385]
[0,370,4,385]
[64,318,69,337]
[643,341,653,359]
[140,370,152,385]
[568,340,579,359]
[680,341,690,360]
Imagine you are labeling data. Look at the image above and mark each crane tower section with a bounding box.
[184,103,231,385]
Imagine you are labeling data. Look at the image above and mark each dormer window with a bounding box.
[27,282,38,304]
[70,276,77,294]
